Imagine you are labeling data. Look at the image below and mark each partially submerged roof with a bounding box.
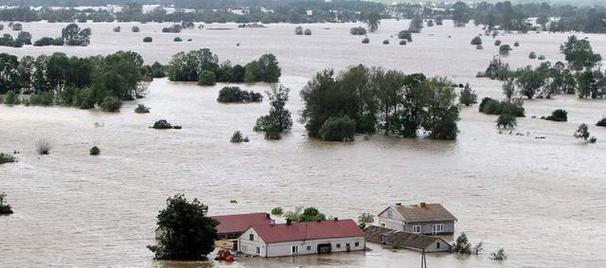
[364,225,450,250]
[250,219,364,244]
[211,212,273,234]
[393,203,457,223]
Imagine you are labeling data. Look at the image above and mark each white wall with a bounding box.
[237,228,268,257]
[378,207,405,231]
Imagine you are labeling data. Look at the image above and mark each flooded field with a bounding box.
[1,19,606,267]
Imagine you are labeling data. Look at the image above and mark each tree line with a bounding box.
[300,65,460,141]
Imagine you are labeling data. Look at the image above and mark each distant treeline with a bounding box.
[0,1,383,23]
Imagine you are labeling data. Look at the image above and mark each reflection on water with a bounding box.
[1,19,606,267]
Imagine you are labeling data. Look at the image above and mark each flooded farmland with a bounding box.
[1,19,606,267]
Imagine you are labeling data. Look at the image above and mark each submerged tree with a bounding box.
[560,35,602,71]
[254,84,293,139]
[459,84,477,106]
[147,194,218,260]
[363,12,381,32]
[0,192,14,215]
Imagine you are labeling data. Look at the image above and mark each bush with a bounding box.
[495,40,502,46]
[490,248,507,261]
[217,87,262,103]
[499,44,512,56]
[230,130,249,143]
[479,97,525,117]
[514,41,520,47]
[198,70,216,86]
[459,85,477,106]
[271,207,283,216]
[362,38,369,44]
[113,26,121,32]
[152,120,181,130]
[596,118,606,127]
[36,139,52,155]
[135,104,151,113]
[538,55,546,60]
[100,97,122,112]
[544,109,567,122]
[399,40,407,46]
[382,39,389,45]
[174,37,183,42]
[350,27,367,35]
[398,30,412,42]
[33,37,64,46]
[29,92,54,106]
[497,114,517,129]
[132,26,140,32]
[529,52,537,59]
[143,36,153,43]
[319,116,356,141]
[264,131,281,140]
[295,26,303,35]
[0,153,16,165]
[304,29,312,35]
[476,45,483,50]
[471,36,482,45]
[162,24,182,33]
[89,146,100,156]
[0,192,14,215]
[73,88,95,109]
[4,91,20,105]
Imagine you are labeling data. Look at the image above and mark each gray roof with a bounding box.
[393,203,457,223]
[364,226,450,250]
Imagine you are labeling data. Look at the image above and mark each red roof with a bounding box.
[211,213,273,234]
[250,219,364,244]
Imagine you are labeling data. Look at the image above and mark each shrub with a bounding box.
[217,87,262,103]
[198,70,216,86]
[0,192,14,215]
[29,92,54,106]
[382,39,389,45]
[143,36,153,42]
[152,120,173,129]
[471,36,482,45]
[132,26,140,32]
[162,24,182,33]
[459,85,478,106]
[264,131,281,140]
[100,97,122,112]
[544,109,567,122]
[596,118,606,127]
[295,26,303,35]
[452,233,472,254]
[135,104,151,113]
[529,52,537,59]
[350,26,367,35]
[499,44,512,56]
[230,130,248,143]
[304,29,312,35]
[514,41,520,47]
[73,88,95,109]
[0,153,17,164]
[398,30,412,42]
[33,37,64,46]
[89,146,100,156]
[538,55,546,60]
[495,40,502,46]
[399,40,407,46]
[318,116,356,141]
[36,139,52,155]
[362,38,369,44]
[4,91,20,105]
[174,37,183,42]
[490,249,507,261]
[479,97,525,117]
[113,26,121,32]
[271,207,283,216]
[497,114,517,129]
[476,45,483,50]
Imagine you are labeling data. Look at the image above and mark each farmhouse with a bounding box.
[211,212,274,239]
[237,219,365,257]
[377,202,457,235]
[364,225,452,253]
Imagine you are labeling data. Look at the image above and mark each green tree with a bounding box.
[363,12,381,32]
[516,68,545,99]
[0,192,14,215]
[197,70,216,86]
[319,116,356,141]
[459,84,477,106]
[254,84,292,134]
[560,35,602,71]
[257,54,281,83]
[61,23,91,46]
[147,194,218,260]
[357,213,374,229]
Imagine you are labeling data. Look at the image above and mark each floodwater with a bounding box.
[1,19,606,268]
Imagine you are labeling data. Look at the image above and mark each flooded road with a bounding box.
[1,19,606,267]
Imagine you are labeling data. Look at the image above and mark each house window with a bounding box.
[291,246,299,254]
[412,225,422,233]
[336,243,341,248]
[355,242,360,247]
[436,242,440,249]
[381,223,386,227]
[306,246,311,251]
[249,234,254,241]
[256,247,260,254]
[387,210,393,218]
[433,224,444,233]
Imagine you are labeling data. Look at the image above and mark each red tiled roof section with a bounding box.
[211,213,272,234]
[251,219,364,244]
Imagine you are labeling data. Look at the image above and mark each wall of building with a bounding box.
[237,228,268,256]
[424,239,452,253]
[403,221,455,235]
[377,207,405,231]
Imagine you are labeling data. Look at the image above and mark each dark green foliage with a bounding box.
[357,213,374,229]
[36,139,52,155]
[516,67,546,99]
[399,40,407,46]
[230,130,248,143]
[538,55,546,60]
[363,12,381,32]
[459,84,477,106]
[483,57,511,80]
[271,207,283,216]
[168,49,219,82]
[397,30,412,42]
[152,120,180,129]
[89,146,100,156]
[319,116,356,141]
[0,192,14,215]
[497,114,517,129]
[596,118,606,127]
[3,91,20,105]
[254,84,292,134]
[495,40,502,46]
[33,37,64,46]
[529,52,537,59]
[132,26,140,32]
[197,70,216,86]
[244,54,281,83]
[147,194,218,260]
[73,88,95,109]
[491,249,507,261]
[285,207,327,222]
[514,42,519,47]
[304,29,312,35]
[61,23,91,46]
[350,26,367,35]
[0,153,17,165]
[0,33,24,47]
[135,104,150,113]
[29,92,54,106]
[544,109,567,122]
[574,123,591,143]
[143,36,152,42]
[471,36,482,45]
[100,97,122,112]
[561,35,601,71]
[499,44,512,56]
[295,26,303,35]
[408,17,423,33]
[162,24,183,33]
[17,31,32,45]
[148,62,167,78]
[452,233,473,254]
[174,37,183,42]
[382,39,389,45]
[479,97,525,117]
[362,38,369,44]
[217,87,262,103]
[113,26,121,32]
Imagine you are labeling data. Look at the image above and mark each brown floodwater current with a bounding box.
[1,19,606,267]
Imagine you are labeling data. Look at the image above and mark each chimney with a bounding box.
[420,202,426,208]
[395,202,402,206]
[286,219,292,225]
